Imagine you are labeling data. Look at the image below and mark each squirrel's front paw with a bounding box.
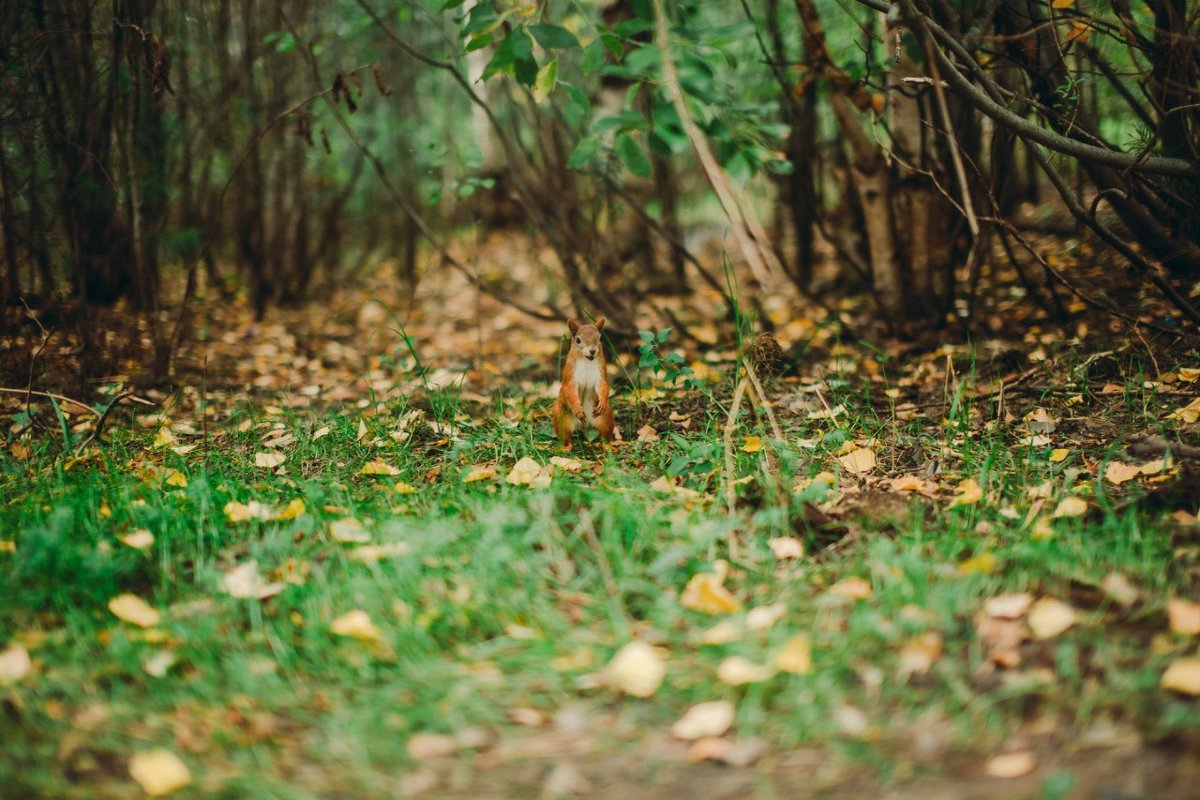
[574,409,586,422]
[595,402,609,417]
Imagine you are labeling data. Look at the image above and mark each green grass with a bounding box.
[2,367,1199,798]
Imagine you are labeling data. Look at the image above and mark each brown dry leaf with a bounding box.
[951,478,983,507]
[119,529,155,551]
[330,518,370,543]
[985,593,1033,620]
[602,640,666,698]
[1027,597,1077,639]
[767,537,804,560]
[671,700,735,740]
[700,621,741,646]
[356,420,369,441]
[1161,657,1200,695]
[312,425,331,441]
[463,464,497,483]
[129,749,191,796]
[717,656,775,685]
[331,609,382,642]
[681,569,742,615]
[745,603,786,631]
[1052,496,1088,518]
[550,456,583,473]
[0,644,32,684]
[897,632,943,679]
[361,459,400,476]
[506,457,551,488]
[1166,598,1200,636]
[828,576,872,600]
[838,447,876,475]
[774,635,812,675]
[347,542,412,564]
[254,452,286,469]
[109,594,160,628]
[742,436,763,454]
[407,732,460,760]
[1105,461,1141,486]
[985,750,1037,778]
[889,474,940,498]
[636,424,660,443]
[222,561,287,600]
[1024,407,1058,433]
[686,737,768,767]
[1100,573,1139,608]
[1178,368,1200,383]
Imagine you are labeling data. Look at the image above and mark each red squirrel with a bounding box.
[552,318,615,450]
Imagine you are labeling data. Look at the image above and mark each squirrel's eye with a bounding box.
[575,337,581,344]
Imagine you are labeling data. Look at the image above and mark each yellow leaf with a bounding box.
[951,478,983,507]
[129,749,191,797]
[393,481,417,494]
[164,470,188,488]
[680,570,742,615]
[222,561,287,600]
[985,593,1033,619]
[837,447,876,475]
[767,536,804,560]
[1178,368,1200,384]
[274,498,306,520]
[774,635,812,674]
[745,603,786,631]
[603,640,666,698]
[361,459,400,476]
[1168,397,1200,423]
[550,456,584,473]
[671,700,735,740]
[1027,597,1076,639]
[119,529,155,551]
[1052,496,1088,518]
[99,501,112,518]
[506,457,549,487]
[1104,461,1141,485]
[224,500,273,522]
[109,594,160,628]
[1051,0,1073,7]
[463,464,497,483]
[985,751,1037,778]
[1049,449,1069,463]
[331,609,382,641]
[152,428,178,448]
[254,452,286,469]
[717,656,775,685]
[742,436,762,453]
[1162,657,1200,695]
[960,551,999,575]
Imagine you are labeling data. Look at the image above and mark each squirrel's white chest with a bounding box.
[574,359,601,397]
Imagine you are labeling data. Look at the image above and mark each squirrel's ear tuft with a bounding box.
[594,317,606,331]
[568,319,580,334]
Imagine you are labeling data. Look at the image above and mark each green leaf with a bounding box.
[529,23,579,50]
[581,37,607,74]
[462,3,499,35]
[483,28,534,83]
[616,133,651,178]
[567,136,601,170]
[465,33,493,52]
[533,59,558,103]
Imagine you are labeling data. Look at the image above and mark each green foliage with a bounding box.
[638,327,691,384]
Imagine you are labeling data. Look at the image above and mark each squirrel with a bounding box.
[552,318,615,450]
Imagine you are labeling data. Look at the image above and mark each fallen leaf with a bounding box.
[636,425,659,443]
[550,456,583,473]
[1027,597,1076,639]
[361,459,400,476]
[1104,461,1141,485]
[312,425,331,440]
[767,537,804,560]
[224,500,273,522]
[330,518,370,543]
[1100,573,1139,608]
[164,470,188,488]
[142,650,177,678]
[393,481,417,494]
[889,474,940,498]
[1168,397,1200,424]
[407,732,460,760]
[959,551,999,575]
[745,603,786,631]
[985,593,1033,620]
[951,478,983,507]
[742,436,763,453]
[717,656,775,685]
[603,640,666,698]
[700,621,741,646]
[828,576,872,600]
[222,561,287,600]
[838,447,876,475]
[0,644,32,683]
[671,700,735,740]
[680,569,742,615]
[129,749,191,796]
[275,498,306,520]
[347,542,412,563]
[109,594,160,628]
[897,632,943,679]
[985,750,1037,778]
[1161,657,1200,695]
[1178,368,1200,383]
[1048,448,1070,464]
[119,529,155,551]
[254,452,286,469]
[463,464,497,483]
[1052,496,1088,518]
[774,635,812,674]
[506,457,551,488]
[1166,598,1200,636]
[331,609,382,642]
[686,737,768,767]
[356,420,368,441]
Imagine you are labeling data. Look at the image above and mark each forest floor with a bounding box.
[3,231,1200,798]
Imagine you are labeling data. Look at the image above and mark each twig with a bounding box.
[74,391,136,453]
[722,377,749,558]
[1,387,100,416]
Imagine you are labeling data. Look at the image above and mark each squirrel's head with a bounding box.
[567,317,605,361]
